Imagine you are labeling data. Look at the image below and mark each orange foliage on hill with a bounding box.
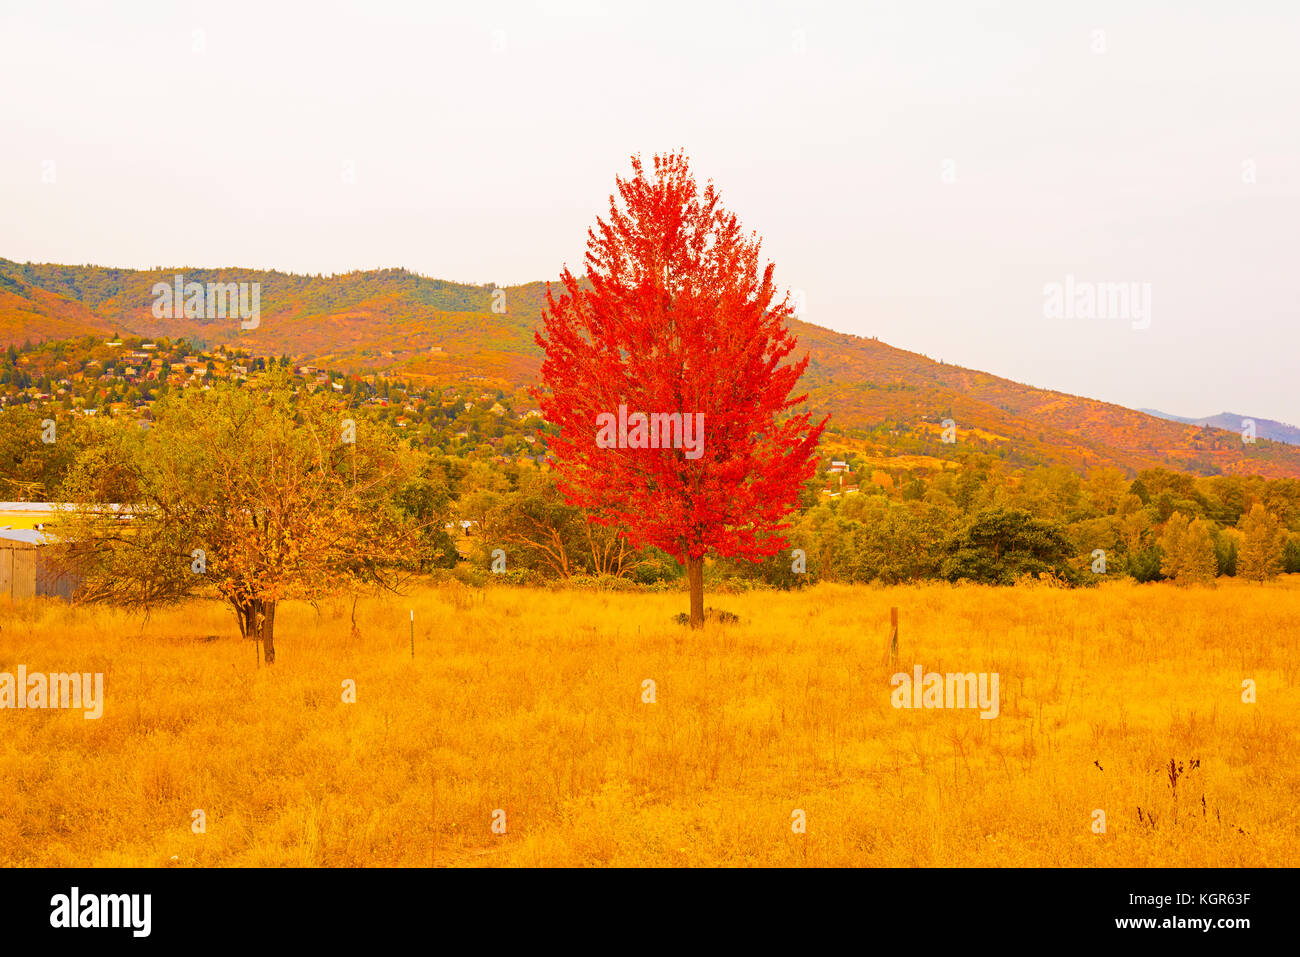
[3,259,1299,478]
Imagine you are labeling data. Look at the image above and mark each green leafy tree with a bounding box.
[851,500,947,584]
[939,508,1077,585]
[1214,532,1238,577]
[1283,536,1300,574]
[0,406,95,500]
[392,458,459,571]
[1128,545,1165,582]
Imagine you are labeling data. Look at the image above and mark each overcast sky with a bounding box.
[2,1,1297,423]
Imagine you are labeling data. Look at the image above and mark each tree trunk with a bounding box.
[260,600,277,664]
[687,554,704,629]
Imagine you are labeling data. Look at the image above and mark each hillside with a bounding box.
[4,257,1299,478]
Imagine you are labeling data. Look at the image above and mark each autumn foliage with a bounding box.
[57,373,424,662]
[534,153,826,624]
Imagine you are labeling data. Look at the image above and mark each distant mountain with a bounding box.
[5,257,1300,478]
[1140,410,1300,448]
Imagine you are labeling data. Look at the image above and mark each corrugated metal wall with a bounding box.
[0,544,36,600]
[0,544,75,600]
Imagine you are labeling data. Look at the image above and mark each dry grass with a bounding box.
[1,577,1297,866]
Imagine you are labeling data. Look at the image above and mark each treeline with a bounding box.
[447,454,1300,589]
[4,376,1299,597]
[0,260,499,320]
[776,454,1300,587]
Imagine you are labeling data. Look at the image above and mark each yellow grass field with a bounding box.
[2,579,1297,866]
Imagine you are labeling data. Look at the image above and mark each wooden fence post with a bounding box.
[887,606,899,666]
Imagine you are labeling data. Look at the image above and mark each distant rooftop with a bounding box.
[0,502,134,513]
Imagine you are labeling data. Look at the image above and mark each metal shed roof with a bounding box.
[0,528,51,545]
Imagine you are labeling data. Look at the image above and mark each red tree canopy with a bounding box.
[534,152,827,565]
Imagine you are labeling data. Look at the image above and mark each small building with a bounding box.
[0,527,77,601]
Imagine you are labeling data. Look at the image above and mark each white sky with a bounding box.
[2,1,1298,423]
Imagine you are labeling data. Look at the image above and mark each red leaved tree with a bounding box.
[534,152,827,627]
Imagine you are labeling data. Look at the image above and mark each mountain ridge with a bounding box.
[1139,408,1300,447]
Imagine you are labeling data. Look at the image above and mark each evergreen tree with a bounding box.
[1283,537,1300,574]
[1214,534,1238,577]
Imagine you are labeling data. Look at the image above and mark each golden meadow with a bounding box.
[1,578,1296,867]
